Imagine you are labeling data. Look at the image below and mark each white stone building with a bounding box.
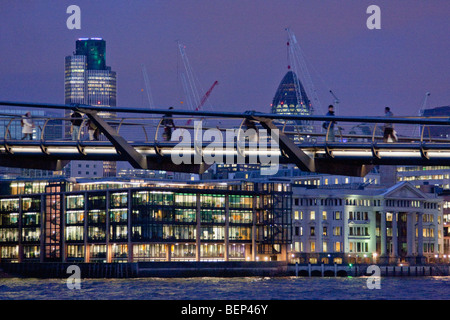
[290,181,444,265]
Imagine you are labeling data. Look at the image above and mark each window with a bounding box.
[310,242,315,252]
[335,211,341,220]
[111,192,128,208]
[323,227,327,236]
[333,227,342,236]
[310,211,315,220]
[322,211,327,220]
[335,242,341,252]
[310,227,315,236]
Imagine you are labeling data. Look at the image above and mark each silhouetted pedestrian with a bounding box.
[21,111,34,140]
[162,107,176,141]
[86,119,99,141]
[323,105,336,142]
[383,107,397,142]
[70,111,83,140]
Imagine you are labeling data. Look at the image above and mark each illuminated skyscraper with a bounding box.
[65,38,117,177]
[271,70,311,117]
[271,71,313,141]
[65,38,116,109]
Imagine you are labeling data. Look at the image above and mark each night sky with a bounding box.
[0,1,449,117]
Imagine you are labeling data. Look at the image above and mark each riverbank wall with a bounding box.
[1,262,449,278]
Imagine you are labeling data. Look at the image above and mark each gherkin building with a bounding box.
[271,71,311,116]
[270,71,313,140]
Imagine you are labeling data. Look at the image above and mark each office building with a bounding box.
[271,70,311,117]
[397,106,450,190]
[0,178,292,263]
[65,38,117,178]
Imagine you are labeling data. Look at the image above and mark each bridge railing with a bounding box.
[1,113,449,148]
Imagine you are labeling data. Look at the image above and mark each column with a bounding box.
[251,196,257,261]
[39,194,45,263]
[379,211,388,264]
[84,192,89,263]
[165,244,171,262]
[127,190,133,262]
[316,206,323,258]
[61,194,66,263]
[391,212,398,263]
[105,191,111,263]
[224,195,229,261]
[18,196,23,263]
[406,212,415,263]
[417,212,424,264]
[196,193,201,262]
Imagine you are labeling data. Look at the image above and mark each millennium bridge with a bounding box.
[1,101,449,176]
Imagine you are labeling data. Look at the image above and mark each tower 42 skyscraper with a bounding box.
[64,38,117,177]
[65,38,117,109]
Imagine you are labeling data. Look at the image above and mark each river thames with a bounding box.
[1,276,450,300]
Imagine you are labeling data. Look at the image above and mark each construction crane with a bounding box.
[177,42,202,111]
[141,64,155,109]
[177,41,218,125]
[413,92,431,137]
[329,90,340,115]
[186,81,219,125]
[285,28,323,116]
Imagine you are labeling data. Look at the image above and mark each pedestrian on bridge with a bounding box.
[86,119,99,141]
[323,105,336,142]
[162,107,176,141]
[383,107,397,142]
[21,111,34,140]
[70,111,83,140]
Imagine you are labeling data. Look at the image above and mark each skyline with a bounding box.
[0,1,449,117]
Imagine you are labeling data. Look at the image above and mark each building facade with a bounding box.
[439,190,450,256]
[0,179,292,263]
[397,166,450,190]
[290,182,444,265]
[65,38,117,178]
[271,70,311,118]
[65,38,117,109]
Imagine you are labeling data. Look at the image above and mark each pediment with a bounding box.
[383,182,428,199]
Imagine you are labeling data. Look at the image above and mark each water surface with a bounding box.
[1,276,449,300]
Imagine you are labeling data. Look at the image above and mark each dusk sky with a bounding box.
[0,0,449,117]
